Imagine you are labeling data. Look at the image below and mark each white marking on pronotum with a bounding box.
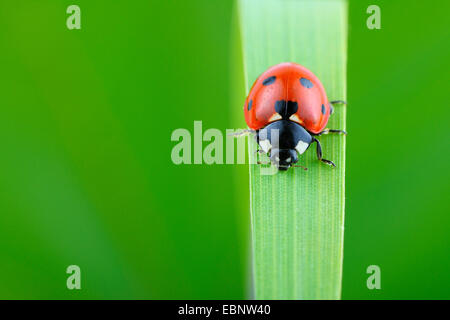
[259,139,272,153]
[289,114,301,123]
[269,114,282,122]
[295,140,309,155]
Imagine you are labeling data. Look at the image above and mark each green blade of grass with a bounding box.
[239,0,347,299]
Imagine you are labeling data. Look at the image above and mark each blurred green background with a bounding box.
[0,0,448,299]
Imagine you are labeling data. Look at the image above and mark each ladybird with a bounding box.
[243,62,346,171]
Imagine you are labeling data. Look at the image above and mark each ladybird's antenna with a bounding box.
[292,164,308,171]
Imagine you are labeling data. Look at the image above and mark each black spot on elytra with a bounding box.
[275,100,298,119]
[247,99,253,111]
[321,104,326,115]
[262,76,276,86]
[300,77,313,88]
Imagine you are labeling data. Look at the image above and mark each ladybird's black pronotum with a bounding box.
[242,62,346,171]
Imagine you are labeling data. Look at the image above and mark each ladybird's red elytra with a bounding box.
[243,62,346,171]
[244,62,331,134]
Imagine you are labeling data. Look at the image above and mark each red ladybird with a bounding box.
[243,62,346,170]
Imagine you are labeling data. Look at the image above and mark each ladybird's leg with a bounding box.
[329,100,347,105]
[312,137,336,167]
[254,131,270,160]
[227,129,255,137]
[316,129,347,136]
[328,101,347,115]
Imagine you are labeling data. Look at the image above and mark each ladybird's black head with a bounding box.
[257,120,312,171]
[270,148,298,171]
